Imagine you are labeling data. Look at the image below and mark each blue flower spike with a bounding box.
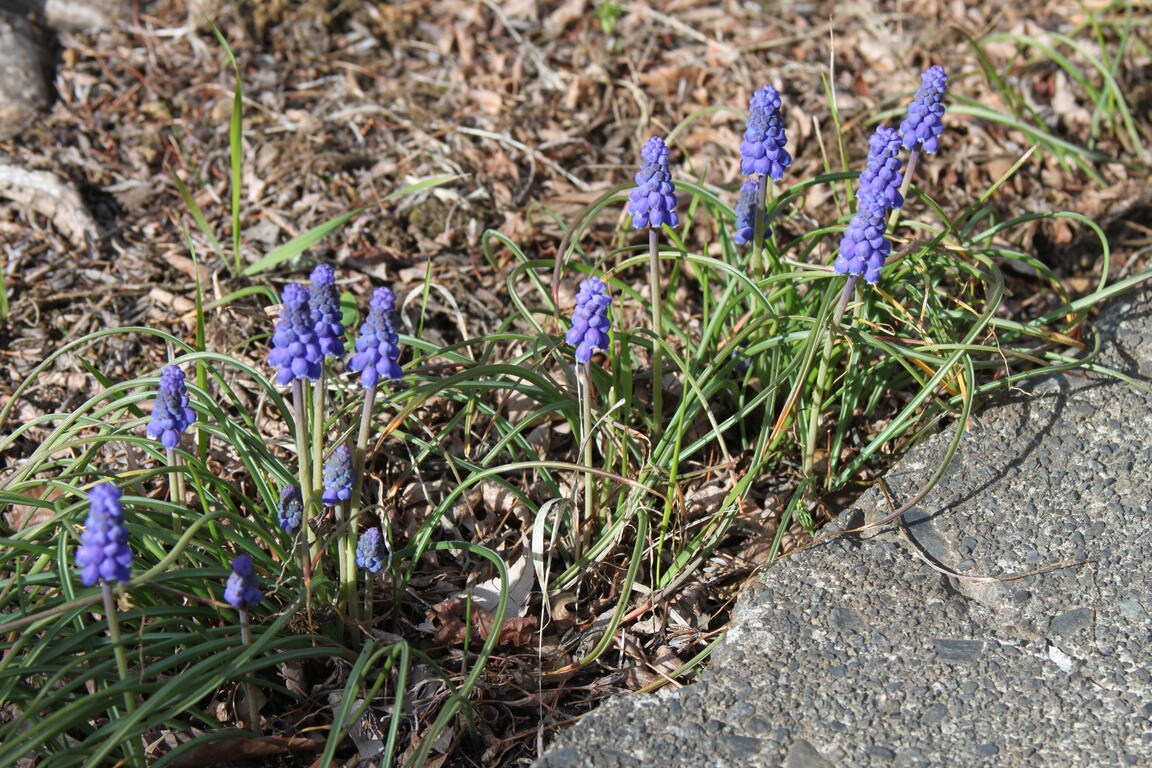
[268,283,324,386]
[349,287,403,389]
[355,527,386,574]
[147,365,196,450]
[899,65,948,154]
[834,195,891,285]
[858,126,905,210]
[627,136,679,230]
[322,445,353,505]
[733,177,765,246]
[224,554,263,608]
[277,485,303,533]
[309,264,346,359]
[740,84,792,180]
[565,277,613,364]
[75,483,132,586]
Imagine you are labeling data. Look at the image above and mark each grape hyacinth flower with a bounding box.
[627,136,678,230]
[349,287,403,388]
[857,126,905,211]
[834,196,891,285]
[565,277,613,364]
[740,84,792,179]
[268,283,323,385]
[76,483,132,586]
[224,554,263,608]
[322,445,353,505]
[277,485,303,533]
[308,264,345,359]
[355,527,385,573]
[899,65,948,154]
[733,177,765,246]
[147,365,196,449]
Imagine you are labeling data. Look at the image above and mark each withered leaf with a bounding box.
[427,597,538,648]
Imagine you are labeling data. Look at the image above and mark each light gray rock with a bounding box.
[538,287,1152,768]
[0,10,50,140]
[7,0,129,31]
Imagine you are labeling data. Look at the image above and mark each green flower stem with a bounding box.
[336,500,353,626]
[165,448,186,526]
[832,275,858,329]
[311,369,326,508]
[751,172,769,274]
[291,380,316,582]
[101,581,144,768]
[576,362,594,561]
[888,147,921,232]
[346,384,378,623]
[238,607,260,734]
[648,227,664,435]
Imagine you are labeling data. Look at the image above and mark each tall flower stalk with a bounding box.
[565,277,612,559]
[75,483,143,768]
[147,364,195,511]
[809,120,921,483]
[307,264,345,507]
[740,84,791,274]
[627,136,677,434]
[267,283,323,581]
[322,444,355,622]
[355,526,386,619]
[347,286,404,619]
[224,554,263,734]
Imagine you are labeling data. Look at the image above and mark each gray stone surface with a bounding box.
[0,10,50,139]
[538,288,1152,768]
[7,0,129,31]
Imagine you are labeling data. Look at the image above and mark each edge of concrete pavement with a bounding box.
[536,286,1152,768]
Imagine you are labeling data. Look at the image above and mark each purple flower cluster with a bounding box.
[899,65,948,154]
[833,202,891,285]
[224,554,263,607]
[268,283,324,386]
[309,264,346,359]
[566,277,612,364]
[321,445,353,505]
[147,365,196,449]
[835,62,948,288]
[355,527,385,573]
[277,485,303,533]
[75,483,132,586]
[349,287,403,389]
[733,177,765,246]
[857,127,904,211]
[628,136,678,230]
[740,84,791,180]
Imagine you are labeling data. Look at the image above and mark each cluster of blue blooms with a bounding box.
[224,554,263,608]
[75,483,132,586]
[566,278,613,364]
[322,445,354,505]
[834,65,949,284]
[628,136,679,230]
[268,271,402,390]
[355,527,386,573]
[349,287,404,388]
[147,365,196,449]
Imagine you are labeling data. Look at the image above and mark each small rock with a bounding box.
[0,11,50,139]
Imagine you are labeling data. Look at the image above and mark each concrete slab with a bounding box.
[538,289,1152,768]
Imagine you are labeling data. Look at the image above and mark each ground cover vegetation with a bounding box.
[1,0,1150,765]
